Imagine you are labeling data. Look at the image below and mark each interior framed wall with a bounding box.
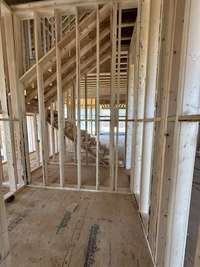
[0,1,31,199]
[129,0,200,266]
[0,0,200,266]
[10,0,137,194]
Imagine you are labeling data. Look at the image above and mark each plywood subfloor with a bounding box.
[6,187,153,267]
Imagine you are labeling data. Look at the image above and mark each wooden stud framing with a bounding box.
[23,20,29,70]
[125,27,135,173]
[19,81,32,184]
[55,11,65,187]
[4,11,32,186]
[0,18,13,249]
[95,88,97,136]
[133,0,151,196]
[75,7,81,189]
[66,90,69,119]
[130,8,140,194]
[148,0,186,264]
[20,4,111,99]
[42,18,47,54]
[34,12,48,185]
[1,2,199,267]
[0,10,17,192]
[96,5,100,190]
[126,60,134,171]
[51,17,55,48]
[85,74,89,165]
[50,102,55,159]
[90,98,93,135]
[27,20,32,61]
[114,4,121,191]
[11,0,137,20]
[1,0,30,192]
[46,18,50,52]
[27,37,111,104]
[54,101,59,155]
[124,54,129,167]
[72,83,77,163]
[110,3,117,191]
[33,113,40,166]
[139,0,163,215]
[13,13,32,185]
[164,0,200,265]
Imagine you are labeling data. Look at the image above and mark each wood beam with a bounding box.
[0,13,17,192]
[4,11,32,186]
[114,4,121,191]
[139,0,163,216]
[85,75,89,165]
[76,7,81,189]
[55,11,65,187]
[109,3,117,191]
[96,5,100,190]
[133,0,151,196]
